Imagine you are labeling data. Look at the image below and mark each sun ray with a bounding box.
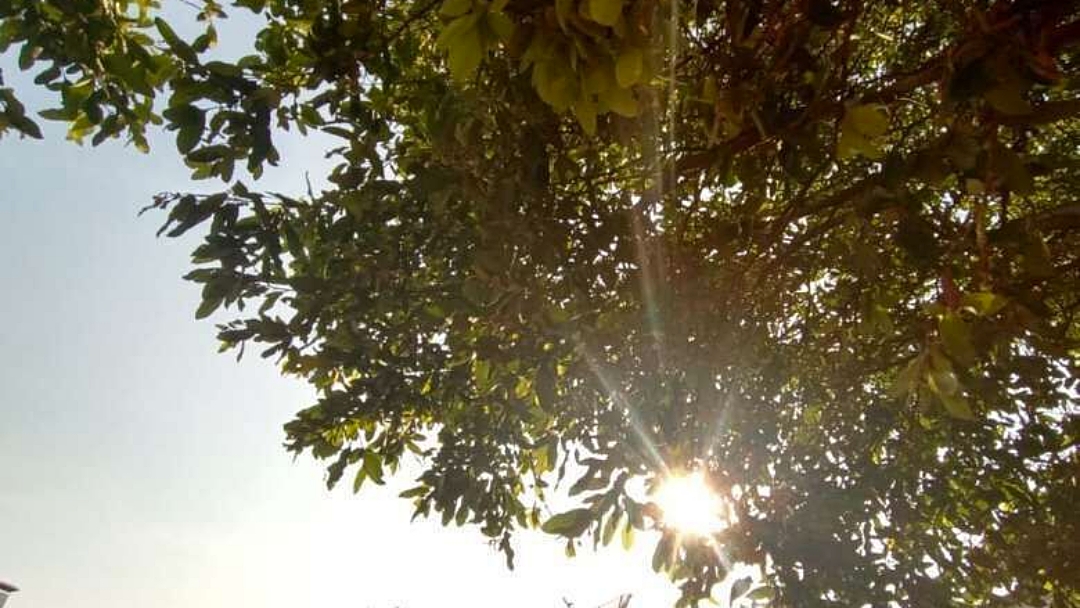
[576,341,669,475]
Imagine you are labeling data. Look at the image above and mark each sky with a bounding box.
[0,7,682,608]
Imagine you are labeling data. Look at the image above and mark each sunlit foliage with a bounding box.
[3,0,1080,605]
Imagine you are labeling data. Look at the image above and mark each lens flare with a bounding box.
[655,472,728,536]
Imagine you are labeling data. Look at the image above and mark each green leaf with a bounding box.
[599,85,638,117]
[485,11,514,42]
[446,23,484,82]
[615,47,643,88]
[892,354,924,398]
[82,96,103,125]
[531,444,552,474]
[620,519,635,549]
[352,465,367,492]
[651,533,674,572]
[177,124,202,155]
[542,508,594,537]
[837,103,889,159]
[187,145,232,163]
[588,0,624,26]
[514,376,532,399]
[205,61,243,79]
[940,313,976,366]
[962,292,1008,317]
[17,44,40,71]
[584,62,615,95]
[471,357,492,390]
[1,89,42,138]
[155,18,199,64]
[533,61,577,111]
[399,485,428,499]
[572,97,597,135]
[435,12,480,50]
[601,511,620,545]
[38,107,74,121]
[362,450,385,484]
[9,114,43,139]
[928,360,959,397]
[940,392,976,421]
[440,0,472,17]
[195,293,224,319]
[171,106,206,155]
[847,104,889,137]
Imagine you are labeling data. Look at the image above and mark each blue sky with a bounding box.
[0,8,679,607]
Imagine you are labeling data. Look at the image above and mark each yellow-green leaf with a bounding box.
[928,366,959,397]
[940,392,975,421]
[600,85,638,117]
[621,520,635,549]
[615,47,643,88]
[485,10,514,42]
[572,97,598,134]
[435,12,480,50]
[471,357,492,388]
[534,61,577,111]
[837,103,888,159]
[514,376,532,399]
[847,104,889,137]
[447,26,483,82]
[961,292,1008,317]
[440,0,472,17]
[588,0,623,26]
[583,62,615,94]
[892,354,924,398]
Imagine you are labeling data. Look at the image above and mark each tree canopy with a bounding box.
[3,0,1080,605]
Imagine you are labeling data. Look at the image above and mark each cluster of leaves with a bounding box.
[4,0,1080,606]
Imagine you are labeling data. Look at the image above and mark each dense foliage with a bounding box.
[3,0,1080,605]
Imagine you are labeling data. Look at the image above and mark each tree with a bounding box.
[2,0,1079,605]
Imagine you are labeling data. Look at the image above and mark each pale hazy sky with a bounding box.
[0,7,680,608]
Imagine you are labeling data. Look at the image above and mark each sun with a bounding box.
[654,471,729,537]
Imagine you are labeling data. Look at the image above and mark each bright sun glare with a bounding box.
[655,472,729,537]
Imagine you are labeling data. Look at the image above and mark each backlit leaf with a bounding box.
[615,47,643,88]
[542,508,594,537]
[440,0,472,18]
[588,0,624,26]
[446,24,483,82]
